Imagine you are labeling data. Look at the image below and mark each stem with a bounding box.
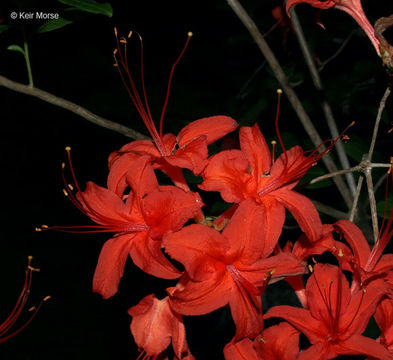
[289,7,356,196]
[0,74,149,140]
[23,39,34,87]
[367,87,391,162]
[226,0,353,209]
[349,175,364,221]
[365,168,379,242]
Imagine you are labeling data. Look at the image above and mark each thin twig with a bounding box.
[367,87,391,162]
[226,0,353,209]
[319,31,355,72]
[0,74,149,140]
[289,7,356,196]
[312,200,348,219]
[365,168,379,242]
[309,161,392,185]
[349,175,364,221]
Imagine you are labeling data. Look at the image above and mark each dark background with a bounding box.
[0,0,392,359]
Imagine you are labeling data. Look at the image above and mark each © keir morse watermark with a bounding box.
[10,11,59,20]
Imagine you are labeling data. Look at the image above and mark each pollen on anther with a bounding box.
[277,88,283,94]
[338,248,344,257]
[43,296,51,302]
[63,189,69,196]
[68,184,74,191]
[128,31,133,38]
[308,264,313,273]
[41,225,48,229]
[65,146,71,151]
[187,31,193,37]
[113,48,118,55]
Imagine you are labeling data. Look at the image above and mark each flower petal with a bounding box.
[200,150,252,203]
[93,234,134,299]
[273,189,322,242]
[239,124,271,177]
[177,116,238,147]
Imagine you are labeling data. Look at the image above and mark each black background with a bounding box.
[0,0,392,359]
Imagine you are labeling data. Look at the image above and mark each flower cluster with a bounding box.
[53,105,393,359]
[45,26,393,359]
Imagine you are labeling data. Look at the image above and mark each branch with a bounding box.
[0,74,149,140]
[226,0,353,209]
[312,199,348,219]
[289,8,357,196]
[367,87,391,162]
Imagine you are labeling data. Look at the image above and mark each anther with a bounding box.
[128,31,133,38]
[43,296,51,302]
[63,189,69,197]
[68,184,74,191]
[187,31,193,37]
[65,146,71,151]
[277,88,283,94]
[114,27,118,37]
[113,48,118,55]
[338,248,343,257]
[308,264,313,273]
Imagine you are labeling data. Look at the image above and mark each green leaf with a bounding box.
[0,25,11,34]
[57,0,113,17]
[36,17,73,33]
[7,44,25,56]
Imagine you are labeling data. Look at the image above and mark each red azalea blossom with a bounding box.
[286,0,381,55]
[164,199,305,340]
[128,294,194,360]
[374,298,393,355]
[52,155,203,299]
[110,30,238,191]
[200,123,323,241]
[224,322,300,360]
[265,263,391,360]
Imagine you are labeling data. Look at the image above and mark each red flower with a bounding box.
[223,322,300,360]
[200,124,322,241]
[164,199,305,340]
[265,263,391,360]
[334,219,393,291]
[286,0,381,55]
[128,294,194,359]
[374,298,393,355]
[111,31,238,190]
[54,155,203,299]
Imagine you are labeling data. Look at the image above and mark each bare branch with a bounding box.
[289,8,356,196]
[367,87,391,162]
[349,175,364,222]
[226,0,353,209]
[312,200,348,219]
[365,168,379,242]
[0,74,149,140]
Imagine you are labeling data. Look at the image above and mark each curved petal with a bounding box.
[273,189,322,242]
[223,198,284,263]
[77,181,136,224]
[333,334,393,359]
[229,281,263,339]
[255,322,300,360]
[239,124,271,177]
[143,186,203,239]
[177,115,238,147]
[166,136,208,175]
[264,305,326,345]
[93,234,134,299]
[200,150,252,203]
[130,233,181,280]
[168,272,233,316]
[163,224,229,281]
[224,338,260,360]
[335,220,370,269]
[128,295,173,356]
